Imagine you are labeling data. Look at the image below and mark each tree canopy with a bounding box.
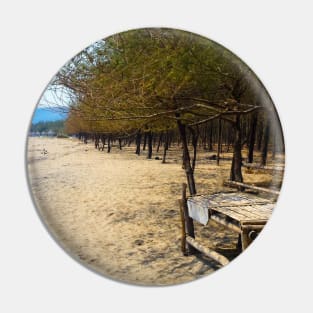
[44,28,283,194]
[50,28,267,134]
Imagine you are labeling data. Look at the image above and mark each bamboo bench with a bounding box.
[178,182,277,266]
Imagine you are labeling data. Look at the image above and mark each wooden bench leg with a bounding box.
[241,229,251,250]
[241,229,260,250]
[237,234,242,252]
[178,198,197,255]
[179,183,197,255]
[241,224,265,250]
[178,199,188,256]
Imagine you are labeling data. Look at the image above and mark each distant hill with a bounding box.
[32,107,67,124]
[30,120,65,135]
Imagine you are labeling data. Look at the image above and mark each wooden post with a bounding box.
[178,199,187,256]
[240,221,265,249]
[236,234,242,252]
[181,183,196,255]
[240,228,251,250]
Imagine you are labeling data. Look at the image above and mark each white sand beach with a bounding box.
[26,137,283,285]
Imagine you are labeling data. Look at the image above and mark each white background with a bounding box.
[1,1,312,312]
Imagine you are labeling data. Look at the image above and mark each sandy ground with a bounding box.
[27,137,284,286]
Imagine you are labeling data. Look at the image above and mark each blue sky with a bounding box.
[32,86,71,123]
[32,107,67,124]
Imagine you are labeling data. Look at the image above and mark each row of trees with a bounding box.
[46,28,284,195]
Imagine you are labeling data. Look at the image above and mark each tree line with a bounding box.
[47,28,284,195]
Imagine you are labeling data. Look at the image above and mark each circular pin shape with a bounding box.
[26,28,285,286]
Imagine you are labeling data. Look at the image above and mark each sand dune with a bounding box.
[26,137,283,285]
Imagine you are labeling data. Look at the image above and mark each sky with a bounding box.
[32,85,71,124]
[31,108,67,124]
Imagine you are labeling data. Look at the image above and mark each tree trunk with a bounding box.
[168,131,172,148]
[156,132,163,153]
[118,138,122,150]
[190,127,199,172]
[95,135,99,149]
[135,131,142,155]
[202,125,207,149]
[272,132,276,160]
[217,118,222,166]
[101,135,105,151]
[248,113,258,163]
[147,131,153,159]
[143,132,147,150]
[162,131,169,163]
[177,118,197,196]
[182,147,186,169]
[230,115,243,185]
[257,120,263,151]
[226,126,232,152]
[208,123,213,151]
[261,120,270,166]
[107,137,111,153]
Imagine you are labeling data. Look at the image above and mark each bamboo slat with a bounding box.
[187,192,274,224]
[212,204,273,222]
[210,214,241,233]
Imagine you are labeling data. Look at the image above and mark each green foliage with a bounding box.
[53,28,266,136]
